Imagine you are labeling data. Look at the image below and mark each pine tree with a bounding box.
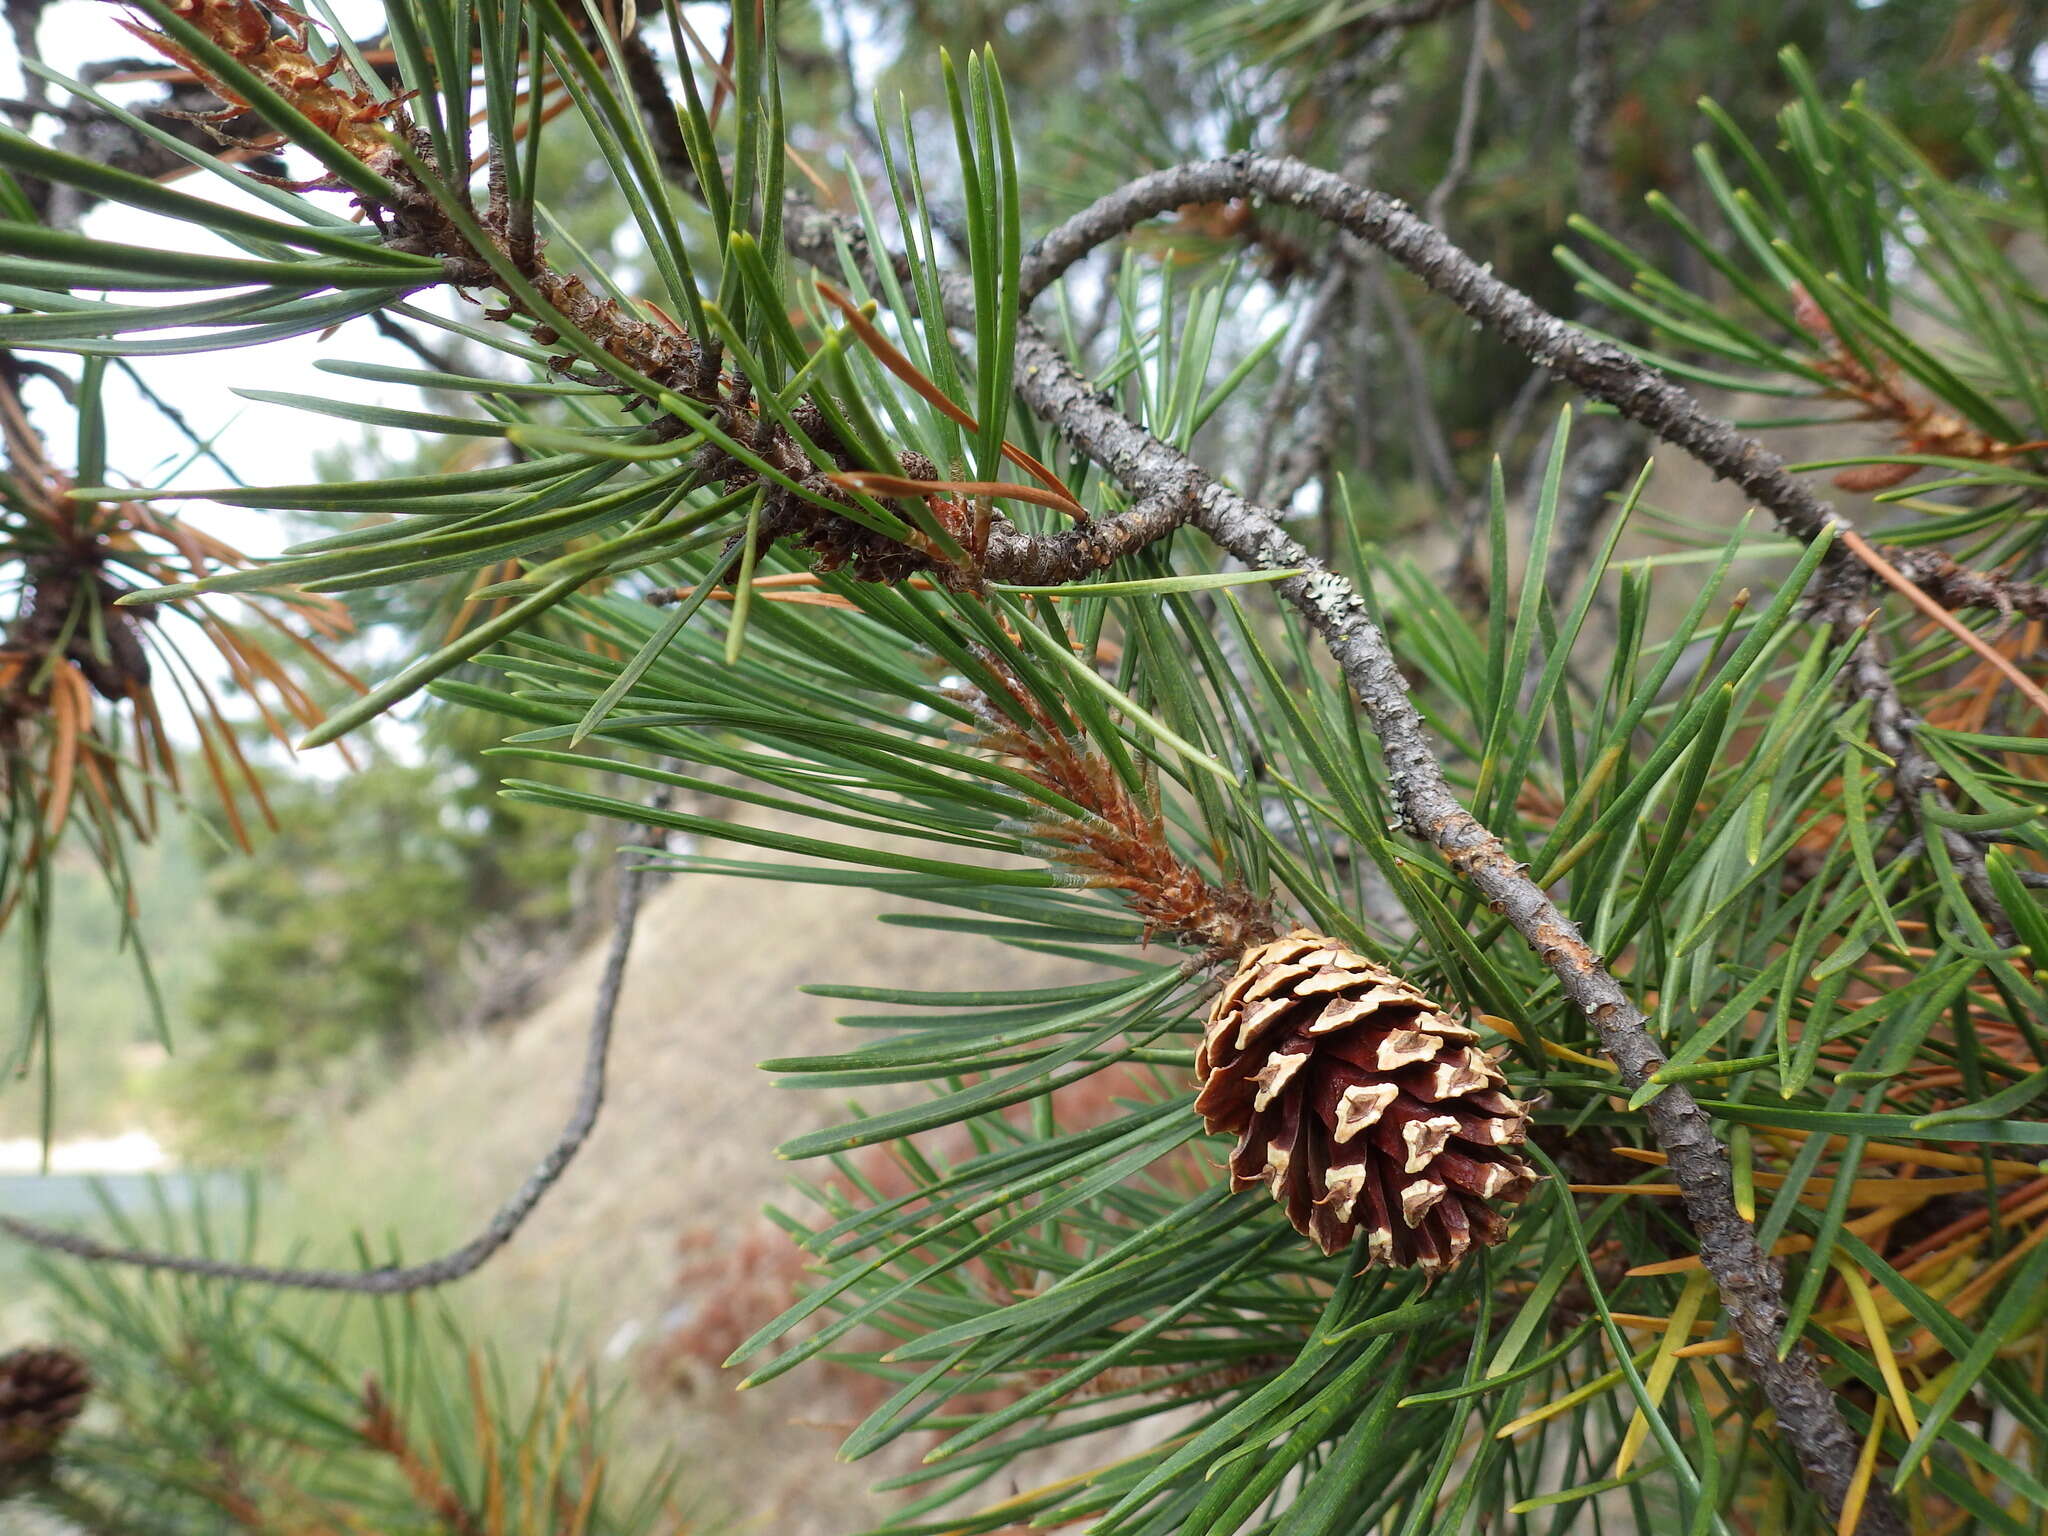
[3,2,2047,1532]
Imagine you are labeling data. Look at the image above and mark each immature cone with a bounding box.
[0,1346,91,1465]
[1196,931,1538,1270]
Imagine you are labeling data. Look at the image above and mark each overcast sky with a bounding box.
[3,2,450,558]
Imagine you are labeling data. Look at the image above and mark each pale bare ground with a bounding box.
[282,821,1094,1535]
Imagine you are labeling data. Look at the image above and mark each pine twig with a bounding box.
[360,1378,487,1536]
[1421,0,1490,230]
[371,312,461,376]
[1250,260,1352,507]
[1323,0,1478,38]
[978,485,1198,585]
[1568,0,1622,234]
[1008,330,1899,1533]
[0,800,670,1291]
[1256,78,1401,511]
[1883,547,2048,624]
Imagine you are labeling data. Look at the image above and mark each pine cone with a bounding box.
[1196,931,1538,1271]
[0,1346,91,1465]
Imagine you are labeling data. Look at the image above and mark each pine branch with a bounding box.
[1840,528,2048,724]
[1789,284,2040,492]
[1012,154,1992,581]
[1007,340,1895,1532]
[0,802,668,1291]
[1011,154,2022,950]
[371,311,461,376]
[780,165,1905,1535]
[1542,420,1638,602]
[1537,0,1644,603]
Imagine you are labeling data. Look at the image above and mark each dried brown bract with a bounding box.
[960,656,1270,960]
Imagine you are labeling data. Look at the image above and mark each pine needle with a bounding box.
[1615,1273,1712,1476]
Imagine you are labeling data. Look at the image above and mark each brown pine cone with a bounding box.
[1196,931,1538,1271]
[0,1346,91,1465]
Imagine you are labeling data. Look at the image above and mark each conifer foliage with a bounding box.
[2,2,2047,1532]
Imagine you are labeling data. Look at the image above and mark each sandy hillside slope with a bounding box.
[284,826,1091,1534]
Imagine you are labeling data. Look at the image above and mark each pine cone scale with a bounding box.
[1198,930,1540,1270]
[1404,1049,1495,1100]
[1437,1147,1524,1198]
[1375,1107,1459,1172]
[1323,1078,1398,1142]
